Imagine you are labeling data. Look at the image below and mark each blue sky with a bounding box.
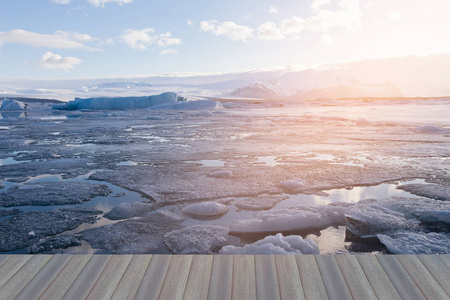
[1,0,449,79]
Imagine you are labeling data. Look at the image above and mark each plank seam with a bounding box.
[0,255,11,268]
[375,255,426,300]
[437,255,450,270]
[112,255,151,300]
[230,256,234,300]
[356,255,402,300]
[417,256,450,298]
[293,257,308,300]
[0,255,32,290]
[180,255,197,300]
[157,255,178,300]
[313,256,332,300]
[59,254,96,300]
[336,256,375,300]
[34,255,74,300]
[397,255,446,299]
[81,255,113,300]
[273,256,283,300]
[8,255,52,297]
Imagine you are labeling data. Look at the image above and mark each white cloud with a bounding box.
[160,49,178,55]
[120,28,182,50]
[87,0,132,8]
[52,0,71,4]
[0,29,100,51]
[200,20,254,42]
[186,19,193,27]
[311,0,332,13]
[260,0,362,40]
[257,22,284,40]
[33,51,82,71]
[270,5,279,14]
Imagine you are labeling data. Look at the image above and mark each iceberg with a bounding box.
[164,225,230,254]
[220,233,319,254]
[0,99,26,111]
[345,203,419,238]
[52,92,181,110]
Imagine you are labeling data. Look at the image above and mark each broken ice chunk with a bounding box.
[229,204,349,234]
[345,204,419,238]
[279,179,306,193]
[182,202,229,217]
[164,225,230,254]
[208,170,233,178]
[220,233,319,255]
[377,232,450,254]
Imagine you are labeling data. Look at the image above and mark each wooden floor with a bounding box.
[0,255,448,300]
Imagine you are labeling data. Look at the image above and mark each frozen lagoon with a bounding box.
[0,97,449,254]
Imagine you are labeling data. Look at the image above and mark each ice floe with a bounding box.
[150,100,223,110]
[0,182,112,207]
[220,233,319,254]
[378,232,450,254]
[29,234,81,254]
[235,195,288,210]
[0,209,101,252]
[208,170,233,178]
[397,184,450,201]
[104,201,158,220]
[164,225,230,254]
[182,202,229,217]
[81,213,182,254]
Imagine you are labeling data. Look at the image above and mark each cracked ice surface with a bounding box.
[1,97,450,254]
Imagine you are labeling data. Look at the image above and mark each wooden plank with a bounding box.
[62,255,111,300]
[0,255,10,267]
[376,255,426,300]
[232,255,256,300]
[255,255,280,300]
[208,255,233,300]
[183,255,213,300]
[417,255,450,296]
[0,255,31,289]
[397,255,448,300]
[135,255,172,300]
[15,255,72,300]
[0,255,52,299]
[315,255,353,300]
[335,255,376,300]
[355,255,402,300]
[86,255,133,300]
[275,255,305,300]
[295,255,328,300]
[158,255,193,300]
[439,254,450,269]
[38,255,92,300]
[111,255,152,300]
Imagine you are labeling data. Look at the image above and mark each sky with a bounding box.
[0,0,449,79]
